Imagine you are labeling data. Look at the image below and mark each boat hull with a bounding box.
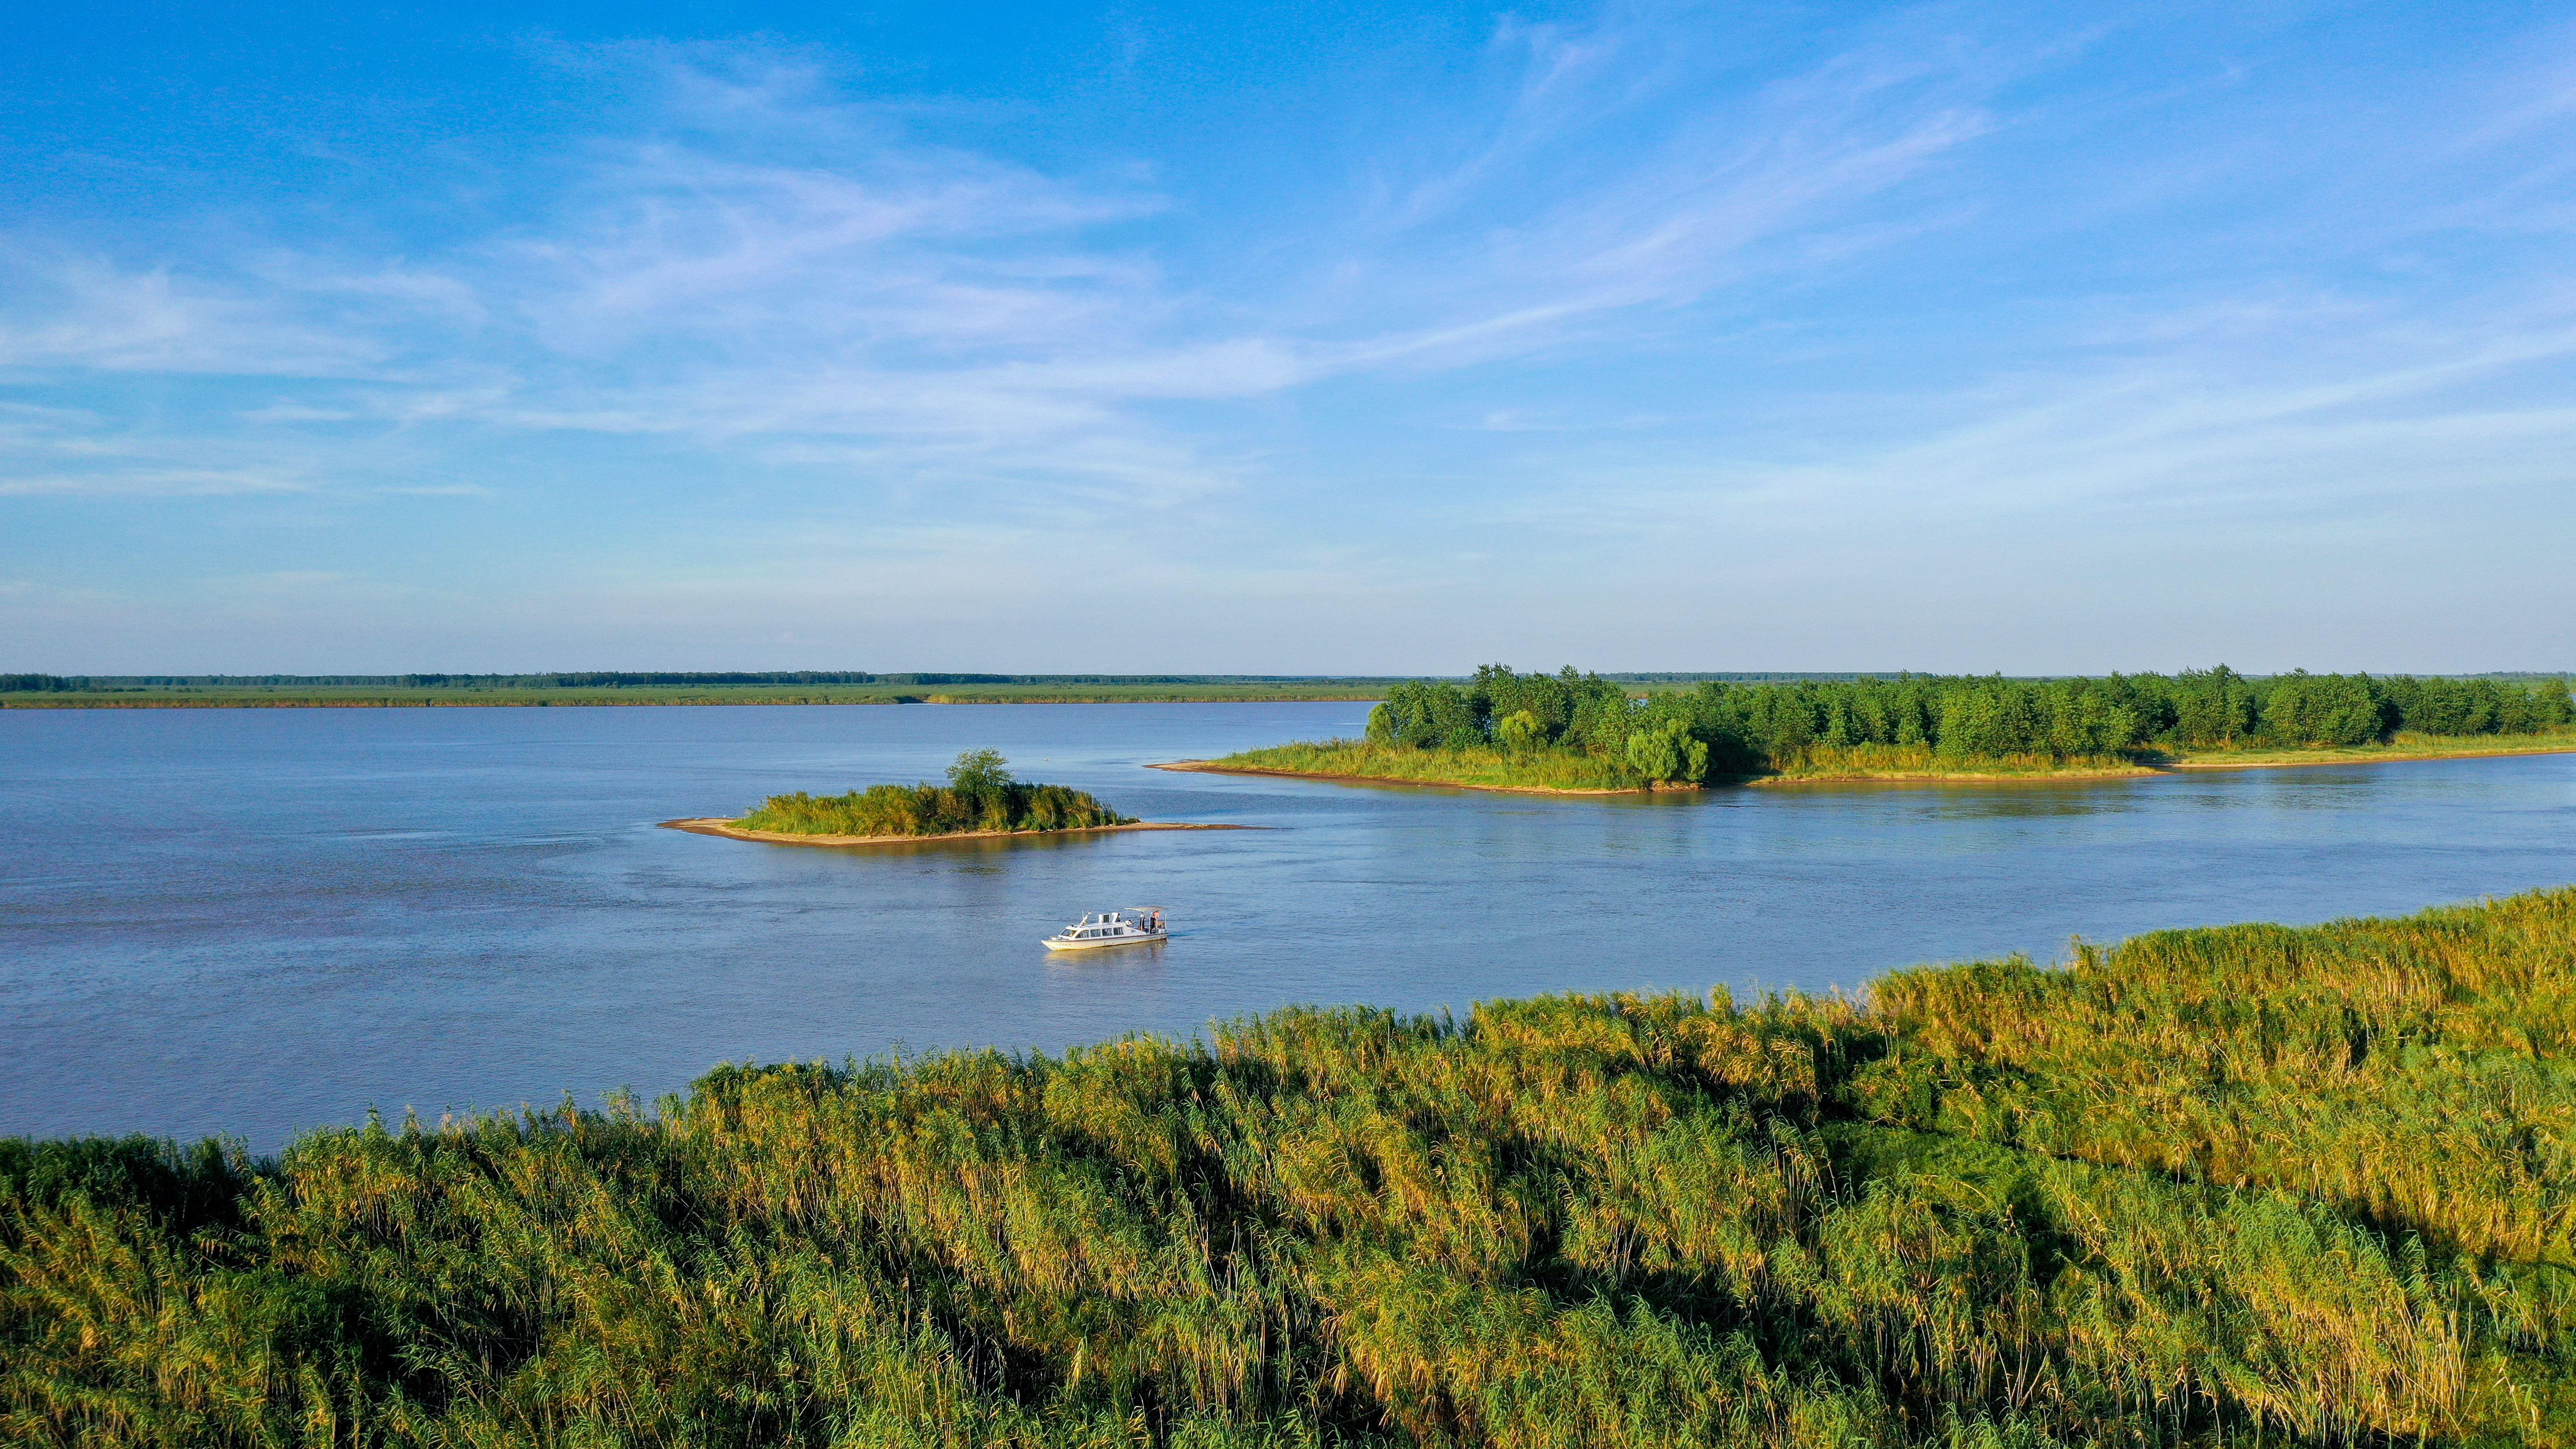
[1041,931,1167,951]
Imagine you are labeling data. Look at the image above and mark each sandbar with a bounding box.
[660,817,1257,847]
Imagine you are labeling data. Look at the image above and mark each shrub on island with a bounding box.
[736,749,1134,837]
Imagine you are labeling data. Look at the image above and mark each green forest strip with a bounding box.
[12,887,2576,1443]
[1211,665,2576,791]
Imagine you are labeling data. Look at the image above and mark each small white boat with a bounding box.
[1043,908,1167,950]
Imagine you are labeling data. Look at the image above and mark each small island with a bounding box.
[1162,664,2576,794]
[666,749,1246,846]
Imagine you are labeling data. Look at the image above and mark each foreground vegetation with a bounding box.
[735,751,1134,837]
[1209,665,2576,789]
[10,887,2576,1445]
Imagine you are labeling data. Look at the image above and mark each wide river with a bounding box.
[7,702,2575,1149]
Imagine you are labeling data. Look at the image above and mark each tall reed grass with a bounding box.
[9,888,2576,1445]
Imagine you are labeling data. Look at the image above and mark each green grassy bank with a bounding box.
[11,887,2576,1445]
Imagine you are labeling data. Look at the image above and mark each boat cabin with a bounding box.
[1044,908,1167,950]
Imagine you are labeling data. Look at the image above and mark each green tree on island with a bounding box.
[1624,718,1708,784]
[947,748,1013,812]
[1495,708,1546,755]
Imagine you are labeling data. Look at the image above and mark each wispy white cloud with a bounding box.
[7,4,2576,669]
[0,466,316,497]
[0,253,390,375]
[0,15,2045,515]
[1475,300,2576,559]
[0,401,325,495]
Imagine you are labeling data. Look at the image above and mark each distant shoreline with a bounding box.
[3,692,1386,710]
[659,817,1259,847]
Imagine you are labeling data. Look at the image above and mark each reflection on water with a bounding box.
[4,703,2573,1149]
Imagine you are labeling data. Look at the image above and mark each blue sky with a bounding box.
[4,1,2571,673]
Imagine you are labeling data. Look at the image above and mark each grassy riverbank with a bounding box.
[9,886,2576,1445]
[731,751,1132,838]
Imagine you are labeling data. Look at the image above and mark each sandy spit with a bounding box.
[660,818,1258,847]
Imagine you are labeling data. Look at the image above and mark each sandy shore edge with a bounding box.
[660,818,1258,847]
[2160,742,2576,772]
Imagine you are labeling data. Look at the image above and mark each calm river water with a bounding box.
[6,702,2575,1149]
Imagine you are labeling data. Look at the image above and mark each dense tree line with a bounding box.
[737,750,1132,837]
[8,887,2576,1445]
[451,672,888,688]
[1366,665,2576,782]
